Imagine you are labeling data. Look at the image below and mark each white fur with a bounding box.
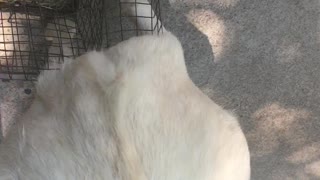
[0,32,250,180]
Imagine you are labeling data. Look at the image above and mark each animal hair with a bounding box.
[0,1,250,179]
[0,32,250,180]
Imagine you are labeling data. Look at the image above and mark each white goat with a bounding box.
[0,1,250,179]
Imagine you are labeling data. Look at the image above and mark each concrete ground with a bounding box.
[162,0,320,179]
[1,0,320,179]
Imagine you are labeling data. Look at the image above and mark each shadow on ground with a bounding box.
[163,0,320,179]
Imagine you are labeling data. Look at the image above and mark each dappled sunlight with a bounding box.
[169,0,239,8]
[0,12,37,80]
[168,0,320,179]
[305,160,320,177]
[247,103,311,157]
[253,103,310,131]
[0,13,15,67]
[276,42,302,63]
[286,142,320,164]
[186,9,230,62]
[0,13,33,67]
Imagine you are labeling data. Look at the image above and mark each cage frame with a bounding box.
[0,0,163,81]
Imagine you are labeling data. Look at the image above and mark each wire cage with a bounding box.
[0,0,163,80]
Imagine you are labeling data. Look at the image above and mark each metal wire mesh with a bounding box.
[0,0,163,80]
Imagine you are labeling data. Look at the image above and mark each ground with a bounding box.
[1,0,320,179]
[162,0,320,179]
